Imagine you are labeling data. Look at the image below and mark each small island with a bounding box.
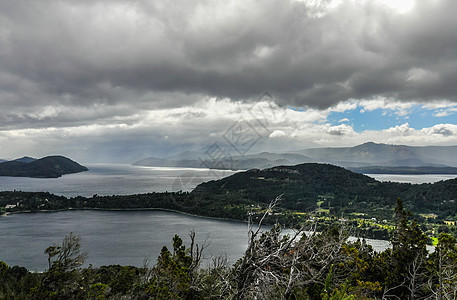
[0,156,88,178]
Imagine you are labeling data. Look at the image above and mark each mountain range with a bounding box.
[0,156,88,178]
[133,142,457,173]
[298,142,457,167]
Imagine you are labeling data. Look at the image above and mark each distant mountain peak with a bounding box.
[355,142,385,148]
[13,156,37,163]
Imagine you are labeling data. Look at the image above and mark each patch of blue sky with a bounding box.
[409,106,457,128]
[326,104,457,132]
[327,108,393,131]
[287,106,305,112]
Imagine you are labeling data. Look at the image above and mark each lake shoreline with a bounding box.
[4,206,394,244]
[0,208,257,271]
[3,206,249,225]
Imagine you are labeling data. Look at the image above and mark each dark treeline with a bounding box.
[1,199,457,299]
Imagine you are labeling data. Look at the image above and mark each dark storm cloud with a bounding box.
[1,0,457,119]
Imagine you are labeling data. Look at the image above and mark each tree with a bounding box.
[30,233,88,299]
[383,198,429,299]
[145,235,193,299]
[392,198,407,252]
[232,196,355,299]
[0,261,8,277]
[427,233,457,300]
[44,232,87,272]
[321,265,355,300]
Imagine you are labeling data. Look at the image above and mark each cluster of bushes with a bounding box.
[2,199,457,299]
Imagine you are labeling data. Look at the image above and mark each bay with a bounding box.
[0,210,392,272]
[0,210,251,271]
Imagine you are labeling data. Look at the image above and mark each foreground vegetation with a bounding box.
[1,199,457,299]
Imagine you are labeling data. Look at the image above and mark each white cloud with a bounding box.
[384,123,414,136]
[327,101,358,113]
[377,0,415,13]
[269,130,286,138]
[29,106,64,120]
[422,101,456,110]
[433,107,457,117]
[421,124,457,137]
[359,98,414,116]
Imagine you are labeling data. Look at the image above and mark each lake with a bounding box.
[0,164,447,271]
[0,210,392,272]
[0,210,252,271]
[366,173,457,184]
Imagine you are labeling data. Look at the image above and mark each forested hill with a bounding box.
[196,163,377,204]
[194,163,457,220]
[0,156,88,178]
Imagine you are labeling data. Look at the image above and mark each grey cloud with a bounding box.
[1,0,457,125]
[327,129,345,136]
[431,126,454,137]
[327,127,347,136]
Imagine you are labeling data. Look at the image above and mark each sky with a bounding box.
[1,0,457,163]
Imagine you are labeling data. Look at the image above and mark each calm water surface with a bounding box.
[366,173,457,184]
[0,210,392,272]
[0,164,237,197]
[0,210,251,271]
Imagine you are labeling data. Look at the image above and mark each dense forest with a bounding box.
[194,164,457,219]
[1,199,457,299]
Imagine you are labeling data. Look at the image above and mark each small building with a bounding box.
[444,220,456,226]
